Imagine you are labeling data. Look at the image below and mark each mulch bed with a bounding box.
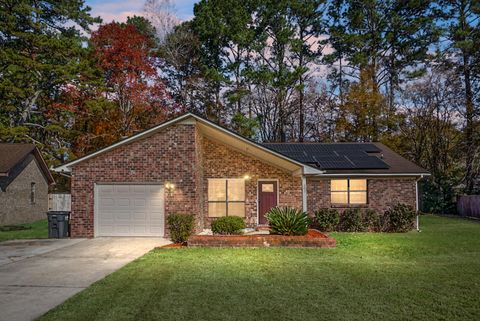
[306,229,328,238]
[188,229,336,248]
[161,243,187,248]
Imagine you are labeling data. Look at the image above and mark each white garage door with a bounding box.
[95,184,165,237]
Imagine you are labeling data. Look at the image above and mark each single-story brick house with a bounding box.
[53,113,429,238]
[0,144,55,225]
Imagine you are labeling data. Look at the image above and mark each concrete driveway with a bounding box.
[0,237,170,321]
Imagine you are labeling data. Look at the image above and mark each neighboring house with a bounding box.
[53,113,430,238]
[0,144,55,225]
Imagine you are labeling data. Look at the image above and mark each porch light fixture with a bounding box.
[165,182,175,191]
[243,174,251,180]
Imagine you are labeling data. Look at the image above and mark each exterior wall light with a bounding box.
[165,182,175,191]
[243,174,251,180]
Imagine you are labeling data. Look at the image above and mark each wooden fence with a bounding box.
[48,193,71,212]
[457,195,480,218]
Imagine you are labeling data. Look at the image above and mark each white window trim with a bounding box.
[330,179,368,206]
[207,178,246,217]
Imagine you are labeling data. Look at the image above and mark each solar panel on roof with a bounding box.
[317,160,356,169]
[348,156,389,169]
[263,143,389,170]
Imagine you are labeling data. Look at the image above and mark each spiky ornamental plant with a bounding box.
[266,207,310,236]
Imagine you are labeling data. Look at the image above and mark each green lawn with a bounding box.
[39,215,480,321]
[0,219,48,242]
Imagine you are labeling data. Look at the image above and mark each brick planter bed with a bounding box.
[188,229,336,248]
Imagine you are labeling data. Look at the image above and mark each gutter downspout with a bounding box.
[415,175,424,232]
[301,175,307,213]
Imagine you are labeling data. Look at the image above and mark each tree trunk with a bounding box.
[462,49,475,194]
[459,2,475,194]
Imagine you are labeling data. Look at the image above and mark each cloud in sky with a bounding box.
[85,0,196,23]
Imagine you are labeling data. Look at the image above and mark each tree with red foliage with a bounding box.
[90,20,174,137]
[53,18,181,156]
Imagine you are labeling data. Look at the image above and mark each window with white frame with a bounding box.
[208,179,245,217]
[330,179,367,205]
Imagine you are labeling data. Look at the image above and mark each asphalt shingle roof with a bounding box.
[264,142,429,175]
[0,144,36,174]
[0,144,54,190]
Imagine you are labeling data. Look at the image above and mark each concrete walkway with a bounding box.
[0,237,170,321]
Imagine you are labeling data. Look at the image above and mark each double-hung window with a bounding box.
[331,179,367,205]
[208,179,245,217]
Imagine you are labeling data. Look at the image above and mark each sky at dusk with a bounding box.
[85,0,198,23]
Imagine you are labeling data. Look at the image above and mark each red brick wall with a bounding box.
[307,177,417,214]
[202,137,302,227]
[70,124,200,237]
[194,126,205,230]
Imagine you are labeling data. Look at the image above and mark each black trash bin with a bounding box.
[47,211,70,238]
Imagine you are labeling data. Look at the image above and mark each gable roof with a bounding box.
[0,144,55,190]
[53,113,323,175]
[265,142,429,176]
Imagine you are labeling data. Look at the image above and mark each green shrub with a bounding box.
[266,207,310,236]
[167,214,195,244]
[211,216,246,235]
[378,214,390,232]
[314,208,339,232]
[362,209,381,232]
[384,203,416,232]
[339,208,365,232]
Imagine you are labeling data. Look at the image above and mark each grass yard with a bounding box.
[40,215,480,321]
[0,219,48,242]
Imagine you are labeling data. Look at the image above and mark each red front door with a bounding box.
[258,181,278,225]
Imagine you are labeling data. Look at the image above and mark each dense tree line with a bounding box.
[0,0,479,212]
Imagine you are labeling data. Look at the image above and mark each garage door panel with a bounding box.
[113,210,131,220]
[99,185,114,194]
[96,184,165,237]
[116,198,131,207]
[133,199,146,207]
[133,185,147,193]
[98,211,114,220]
[99,198,115,208]
[114,225,131,234]
[150,210,163,218]
[115,185,130,193]
[133,226,147,233]
[132,211,147,219]
[149,227,163,234]
[150,200,164,207]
